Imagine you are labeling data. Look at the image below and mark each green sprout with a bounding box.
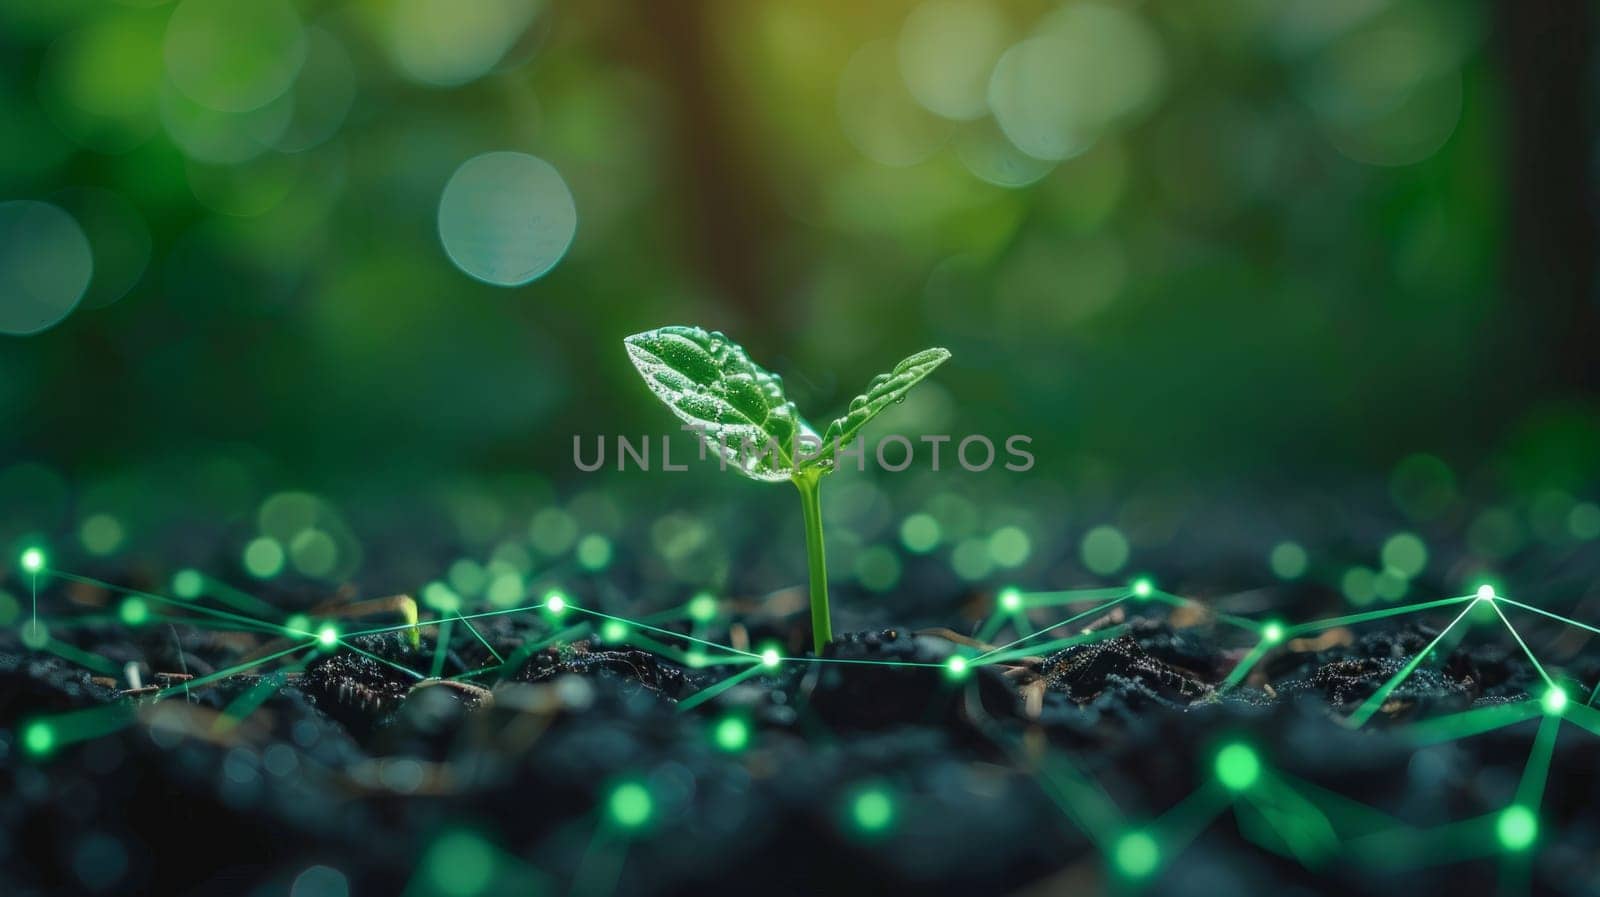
[626,326,950,654]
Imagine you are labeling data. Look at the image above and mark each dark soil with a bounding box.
[3,580,1598,897]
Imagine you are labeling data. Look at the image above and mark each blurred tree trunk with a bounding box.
[1495,0,1599,394]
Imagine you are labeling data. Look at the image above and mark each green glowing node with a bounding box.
[22,720,55,757]
[850,787,895,833]
[1269,542,1307,580]
[760,647,781,669]
[1113,831,1159,878]
[685,651,708,669]
[686,592,718,623]
[243,537,286,579]
[713,716,750,752]
[1261,622,1285,645]
[172,569,203,599]
[999,588,1023,611]
[1476,584,1497,601]
[119,597,150,626]
[1132,578,1153,599]
[601,620,629,643]
[945,655,970,680]
[316,623,339,649]
[608,781,653,829]
[544,591,568,616]
[1497,805,1537,851]
[1215,743,1261,792]
[21,619,50,650]
[425,830,496,897]
[20,548,45,574]
[1542,686,1568,716]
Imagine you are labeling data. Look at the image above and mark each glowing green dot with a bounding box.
[20,619,49,649]
[243,537,285,579]
[850,787,895,833]
[79,514,124,556]
[1132,578,1153,599]
[1261,622,1285,645]
[601,620,629,643]
[1081,526,1130,575]
[686,592,718,623]
[946,655,970,680]
[999,588,1023,611]
[20,548,45,574]
[1269,542,1307,580]
[1215,743,1260,792]
[172,569,204,599]
[316,623,339,649]
[608,781,653,829]
[900,513,941,553]
[22,720,55,757]
[1497,805,1537,851]
[1381,532,1428,579]
[987,525,1031,568]
[575,534,612,571]
[544,591,568,616]
[119,597,150,626]
[1373,570,1408,601]
[713,716,750,752]
[1542,686,1568,715]
[1477,584,1497,601]
[422,581,461,613]
[761,647,781,668]
[425,830,496,897]
[1113,830,1159,878]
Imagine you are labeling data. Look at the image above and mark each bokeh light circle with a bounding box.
[0,201,93,336]
[386,0,543,87]
[988,5,1164,161]
[438,151,577,287]
[164,0,306,113]
[898,0,1010,121]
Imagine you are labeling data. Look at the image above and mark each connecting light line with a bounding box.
[1346,598,1482,728]
[18,556,1600,889]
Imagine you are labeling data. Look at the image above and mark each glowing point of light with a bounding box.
[761,648,781,669]
[1542,686,1568,716]
[23,720,55,757]
[1261,622,1285,645]
[713,716,750,752]
[119,598,150,626]
[999,588,1023,611]
[1215,743,1261,792]
[1132,578,1153,598]
[20,548,45,574]
[945,655,970,679]
[544,591,567,616]
[316,623,339,649]
[608,781,653,829]
[1476,584,1496,601]
[1497,805,1537,851]
[686,593,718,623]
[1113,830,1159,878]
[850,788,895,833]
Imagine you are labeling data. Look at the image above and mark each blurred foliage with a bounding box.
[0,0,1594,545]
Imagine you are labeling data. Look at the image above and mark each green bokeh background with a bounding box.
[2,0,1598,583]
